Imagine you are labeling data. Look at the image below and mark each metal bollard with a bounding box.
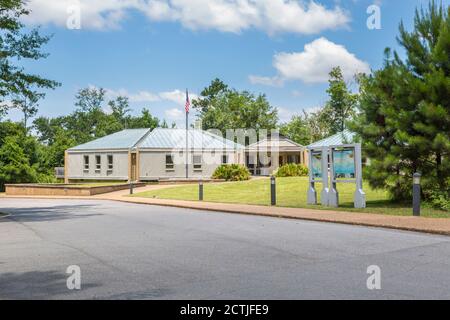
[199,179,204,201]
[270,176,276,206]
[413,173,421,216]
[130,181,134,195]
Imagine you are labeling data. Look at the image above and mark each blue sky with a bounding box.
[8,0,448,126]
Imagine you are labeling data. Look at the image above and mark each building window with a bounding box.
[107,155,113,172]
[193,155,202,171]
[222,154,228,164]
[95,155,101,173]
[166,154,174,170]
[84,155,89,171]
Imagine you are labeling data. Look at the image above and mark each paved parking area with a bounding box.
[1,198,450,300]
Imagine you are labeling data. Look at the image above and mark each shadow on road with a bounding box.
[0,204,103,223]
[0,270,100,299]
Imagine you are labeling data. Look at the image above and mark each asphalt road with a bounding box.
[1,198,450,300]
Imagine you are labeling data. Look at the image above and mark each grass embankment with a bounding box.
[131,177,449,218]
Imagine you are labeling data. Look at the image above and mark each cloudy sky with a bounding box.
[8,0,446,125]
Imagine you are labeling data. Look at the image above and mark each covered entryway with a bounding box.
[245,135,307,176]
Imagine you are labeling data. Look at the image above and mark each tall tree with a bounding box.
[319,67,358,136]
[0,0,59,113]
[11,91,41,130]
[193,79,278,137]
[351,1,450,201]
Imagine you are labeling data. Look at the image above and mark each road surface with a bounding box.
[1,198,450,300]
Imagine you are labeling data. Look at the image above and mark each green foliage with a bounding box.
[351,1,450,201]
[274,164,308,178]
[212,164,251,181]
[279,114,311,145]
[0,0,60,114]
[193,79,278,137]
[319,67,358,136]
[0,121,54,190]
[280,68,358,146]
[32,87,164,167]
[428,190,450,211]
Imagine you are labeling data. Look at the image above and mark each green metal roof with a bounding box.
[69,129,151,151]
[138,128,244,150]
[307,130,356,149]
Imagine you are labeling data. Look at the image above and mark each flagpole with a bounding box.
[185,90,189,180]
[186,110,188,179]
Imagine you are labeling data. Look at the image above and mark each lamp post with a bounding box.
[199,179,204,201]
[413,173,421,217]
[270,175,276,206]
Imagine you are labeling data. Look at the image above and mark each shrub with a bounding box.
[212,164,251,181]
[428,190,450,212]
[274,163,309,178]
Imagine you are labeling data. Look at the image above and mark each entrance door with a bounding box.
[131,153,137,181]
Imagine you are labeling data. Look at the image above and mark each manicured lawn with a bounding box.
[131,177,449,218]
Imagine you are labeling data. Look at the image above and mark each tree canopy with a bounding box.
[192,79,279,138]
[0,0,59,117]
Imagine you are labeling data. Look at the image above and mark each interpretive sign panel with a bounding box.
[333,148,355,179]
[312,151,323,179]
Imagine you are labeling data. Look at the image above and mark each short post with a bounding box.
[270,175,276,206]
[129,181,134,195]
[413,173,421,217]
[199,179,204,201]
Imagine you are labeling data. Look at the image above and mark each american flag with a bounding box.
[185,89,190,114]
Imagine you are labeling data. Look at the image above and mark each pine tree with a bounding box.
[351,1,450,201]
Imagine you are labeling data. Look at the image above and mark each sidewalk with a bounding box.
[2,185,450,236]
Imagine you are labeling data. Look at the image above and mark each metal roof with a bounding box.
[138,128,244,150]
[307,129,356,149]
[247,136,304,151]
[69,129,151,151]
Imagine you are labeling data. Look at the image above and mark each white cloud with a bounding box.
[159,89,198,105]
[252,37,370,85]
[23,0,350,34]
[278,107,298,123]
[248,75,284,87]
[23,0,138,30]
[101,87,198,105]
[164,107,183,120]
[129,91,161,103]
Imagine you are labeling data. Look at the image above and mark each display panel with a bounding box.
[311,152,322,179]
[333,148,355,179]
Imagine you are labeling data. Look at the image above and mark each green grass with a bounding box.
[131,177,449,218]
